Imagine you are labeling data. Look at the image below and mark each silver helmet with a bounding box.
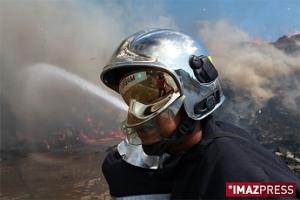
[101,29,225,127]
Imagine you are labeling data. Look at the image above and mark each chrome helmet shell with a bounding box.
[101,29,225,125]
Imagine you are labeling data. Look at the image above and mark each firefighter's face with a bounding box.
[134,109,181,145]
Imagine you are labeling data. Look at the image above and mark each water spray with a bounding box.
[27,63,128,111]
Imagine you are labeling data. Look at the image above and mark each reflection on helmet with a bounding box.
[101,29,225,126]
[119,70,181,127]
[122,95,185,146]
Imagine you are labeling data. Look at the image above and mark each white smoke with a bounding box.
[1,1,299,141]
[1,1,176,134]
[197,21,300,116]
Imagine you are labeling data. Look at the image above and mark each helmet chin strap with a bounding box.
[142,116,197,156]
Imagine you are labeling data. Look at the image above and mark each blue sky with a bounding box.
[88,0,300,41]
[164,0,300,40]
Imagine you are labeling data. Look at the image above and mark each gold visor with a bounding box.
[119,70,181,127]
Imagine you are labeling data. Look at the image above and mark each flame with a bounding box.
[33,115,127,152]
[79,129,125,145]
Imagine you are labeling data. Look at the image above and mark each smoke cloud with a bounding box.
[1,1,299,148]
[197,21,300,117]
[1,1,176,140]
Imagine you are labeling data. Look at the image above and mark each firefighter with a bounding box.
[100,29,300,199]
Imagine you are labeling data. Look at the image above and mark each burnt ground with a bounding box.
[0,144,299,200]
[0,151,111,200]
[1,149,299,200]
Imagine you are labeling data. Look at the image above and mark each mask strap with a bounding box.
[144,116,197,155]
[176,116,197,136]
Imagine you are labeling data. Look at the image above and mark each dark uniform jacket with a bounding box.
[102,116,300,199]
